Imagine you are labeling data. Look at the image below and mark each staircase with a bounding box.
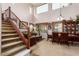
[1,20,29,56]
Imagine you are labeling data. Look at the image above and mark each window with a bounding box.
[37,4,48,14]
[54,23,62,32]
[29,7,32,14]
[52,3,69,10]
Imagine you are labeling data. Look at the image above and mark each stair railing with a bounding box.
[3,7,30,49]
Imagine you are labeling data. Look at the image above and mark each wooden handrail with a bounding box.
[10,9,31,48]
[5,8,8,12]
[9,19,30,49]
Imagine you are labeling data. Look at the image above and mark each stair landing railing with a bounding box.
[3,7,30,49]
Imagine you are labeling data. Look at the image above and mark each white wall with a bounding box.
[35,3,79,23]
[1,3,32,22]
[52,3,79,21]
[0,3,1,55]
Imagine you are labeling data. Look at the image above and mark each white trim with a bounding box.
[14,49,30,56]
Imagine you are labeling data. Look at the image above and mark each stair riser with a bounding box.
[2,35,19,39]
[2,39,21,45]
[2,33,18,36]
[2,41,23,49]
[2,27,14,30]
[2,45,26,56]
[2,39,20,44]
[2,32,17,34]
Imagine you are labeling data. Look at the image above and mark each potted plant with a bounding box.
[76,15,79,24]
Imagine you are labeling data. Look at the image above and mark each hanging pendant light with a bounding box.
[57,3,64,21]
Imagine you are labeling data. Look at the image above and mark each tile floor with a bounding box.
[30,39,79,56]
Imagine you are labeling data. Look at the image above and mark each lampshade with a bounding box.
[29,24,33,32]
[57,16,64,21]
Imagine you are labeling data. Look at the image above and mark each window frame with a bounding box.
[36,4,48,14]
[52,3,70,10]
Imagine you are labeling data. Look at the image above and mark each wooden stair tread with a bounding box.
[2,24,12,26]
[2,33,18,37]
[2,30,16,32]
[2,27,13,28]
[2,22,10,25]
[2,41,23,49]
[2,27,13,30]
[2,21,10,23]
[2,45,26,56]
[2,37,20,42]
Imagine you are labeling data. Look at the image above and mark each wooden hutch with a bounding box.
[62,20,79,34]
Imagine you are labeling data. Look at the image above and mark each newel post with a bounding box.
[9,6,11,19]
